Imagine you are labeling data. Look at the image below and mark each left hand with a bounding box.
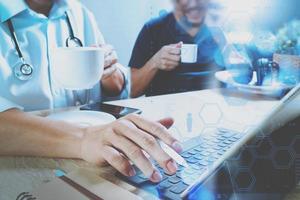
[99,44,119,80]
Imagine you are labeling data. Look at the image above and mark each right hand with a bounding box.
[149,42,182,71]
[79,114,183,183]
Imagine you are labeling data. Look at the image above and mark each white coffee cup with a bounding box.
[51,47,105,90]
[181,44,198,63]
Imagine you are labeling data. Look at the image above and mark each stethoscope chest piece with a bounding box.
[14,60,34,81]
[8,11,82,81]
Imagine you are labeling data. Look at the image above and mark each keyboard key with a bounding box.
[199,160,209,166]
[168,176,181,184]
[223,132,236,138]
[188,149,198,155]
[211,153,220,159]
[193,154,204,160]
[138,174,148,180]
[159,180,173,189]
[206,157,217,163]
[223,140,232,145]
[233,134,243,139]
[201,144,210,148]
[190,164,203,170]
[186,157,198,164]
[181,152,191,159]
[170,182,189,194]
[127,174,148,184]
[161,173,169,182]
[194,146,203,151]
[177,166,184,172]
[182,167,196,175]
[228,137,238,142]
[164,190,183,200]
[218,143,227,148]
[164,171,173,177]
[213,146,222,150]
[199,151,210,156]
[217,149,227,155]
[182,175,198,185]
[206,149,216,153]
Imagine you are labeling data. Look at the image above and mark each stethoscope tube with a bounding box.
[65,12,83,47]
[7,11,83,81]
[7,20,24,59]
[7,19,34,80]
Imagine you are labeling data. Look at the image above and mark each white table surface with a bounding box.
[1,89,298,200]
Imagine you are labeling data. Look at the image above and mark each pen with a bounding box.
[159,140,189,168]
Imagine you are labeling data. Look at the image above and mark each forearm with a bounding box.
[131,61,159,98]
[0,109,83,159]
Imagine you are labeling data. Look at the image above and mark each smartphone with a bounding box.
[80,102,142,119]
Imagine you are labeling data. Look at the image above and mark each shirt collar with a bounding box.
[48,0,71,20]
[0,0,27,23]
[0,0,72,23]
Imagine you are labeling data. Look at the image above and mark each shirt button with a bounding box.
[75,101,81,106]
[88,100,94,104]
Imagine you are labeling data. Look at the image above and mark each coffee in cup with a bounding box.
[227,56,253,84]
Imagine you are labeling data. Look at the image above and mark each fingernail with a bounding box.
[128,168,136,177]
[150,170,162,182]
[167,160,178,174]
[172,141,183,153]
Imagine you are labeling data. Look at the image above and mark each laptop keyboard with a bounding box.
[120,128,243,200]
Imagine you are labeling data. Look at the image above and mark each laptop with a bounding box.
[118,84,300,200]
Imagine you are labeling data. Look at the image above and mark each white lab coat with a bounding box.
[0,0,129,112]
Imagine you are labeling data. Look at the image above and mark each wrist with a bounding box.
[66,136,82,159]
[147,58,159,72]
[62,126,86,159]
[101,68,124,96]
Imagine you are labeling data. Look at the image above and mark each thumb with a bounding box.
[175,41,183,48]
[158,117,174,129]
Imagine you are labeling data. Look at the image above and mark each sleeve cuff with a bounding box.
[0,97,23,112]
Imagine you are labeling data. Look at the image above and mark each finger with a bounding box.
[169,41,183,48]
[166,47,181,55]
[158,117,174,129]
[175,41,183,48]
[102,66,118,80]
[117,119,178,175]
[162,60,180,70]
[127,114,183,153]
[102,146,135,177]
[109,132,162,182]
[162,53,181,62]
[104,57,118,68]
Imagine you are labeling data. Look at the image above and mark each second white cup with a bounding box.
[181,44,198,63]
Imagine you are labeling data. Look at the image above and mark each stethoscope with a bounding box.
[7,11,83,81]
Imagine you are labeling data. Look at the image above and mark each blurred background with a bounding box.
[84,0,172,65]
[84,0,300,68]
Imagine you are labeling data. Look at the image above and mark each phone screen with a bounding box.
[80,102,142,118]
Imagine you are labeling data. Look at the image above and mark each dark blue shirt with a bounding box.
[129,13,225,96]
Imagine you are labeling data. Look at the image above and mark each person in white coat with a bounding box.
[0,0,182,182]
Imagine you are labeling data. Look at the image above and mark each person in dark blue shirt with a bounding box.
[129,0,225,97]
